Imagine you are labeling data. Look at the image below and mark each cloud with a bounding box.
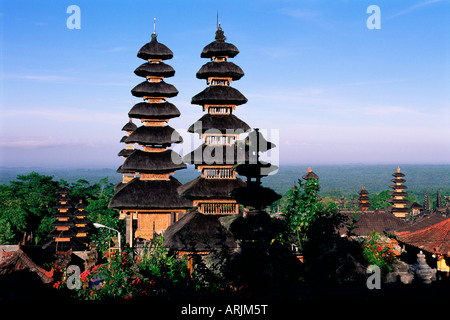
[389,0,446,19]
[1,74,74,82]
[279,8,322,22]
[0,137,67,149]
[2,108,124,124]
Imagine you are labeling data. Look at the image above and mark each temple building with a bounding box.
[164,24,257,254]
[108,27,191,246]
[357,186,371,211]
[177,23,250,216]
[388,167,410,218]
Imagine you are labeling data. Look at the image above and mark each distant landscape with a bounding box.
[1,164,449,203]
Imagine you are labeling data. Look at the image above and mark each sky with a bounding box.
[0,0,449,168]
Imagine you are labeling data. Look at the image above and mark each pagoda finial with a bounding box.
[215,20,225,41]
[397,166,401,173]
[308,167,312,173]
[151,18,157,41]
[362,186,365,190]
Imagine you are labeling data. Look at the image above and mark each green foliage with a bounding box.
[280,178,343,256]
[362,231,399,274]
[0,172,59,244]
[0,172,122,248]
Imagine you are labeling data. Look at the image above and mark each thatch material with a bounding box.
[339,210,408,236]
[178,176,246,200]
[137,35,173,60]
[134,61,175,78]
[128,101,180,119]
[201,40,239,59]
[108,177,192,210]
[121,149,186,173]
[121,121,137,132]
[118,149,134,157]
[188,113,250,133]
[163,209,237,251]
[131,80,178,98]
[126,125,183,146]
[196,61,244,80]
[183,143,249,165]
[191,85,247,106]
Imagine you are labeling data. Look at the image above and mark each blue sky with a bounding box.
[0,0,449,168]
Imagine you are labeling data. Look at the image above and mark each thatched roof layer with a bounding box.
[120,149,186,173]
[128,101,180,119]
[163,209,237,251]
[126,125,183,146]
[191,85,247,106]
[178,176,246,200]
[134,61,175,78]
[183,143,249,165]
[201,40,239,59]
[137,36,173,60]
[131,80,178,98]
[188,113,251,133]
[108,177,192,210]
[196,61,244,80]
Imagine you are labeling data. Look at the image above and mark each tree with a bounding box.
[281,178,343,257]
[368,190,391,210]
[0,172,59,244]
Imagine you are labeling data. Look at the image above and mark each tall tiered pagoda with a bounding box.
[48,187,76,251]
[72,200,92,249]
[109,27,191,246]
[164,24,255,254]
[388,167,410,218]
[357,186,371,211]
[178,23,250,215]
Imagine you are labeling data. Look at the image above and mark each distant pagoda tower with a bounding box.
[72,200,92,249]
[48,187,76,251]
[109,25,191,246]
[436,190,443,209]
[357,186,371,211]
[388,166,410,218]
[423,190,431,212]
[302,167,319,181]
[178,23,250,215]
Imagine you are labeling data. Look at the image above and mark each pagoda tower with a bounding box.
[72,200,92,249]
[109,27,191,246]
[357,186,371,211]
[388,166,410,218]
[178,23,250,215]
[48,187,76,251]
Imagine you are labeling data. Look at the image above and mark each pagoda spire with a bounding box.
[109,28,191,245]
[387,166,410,218]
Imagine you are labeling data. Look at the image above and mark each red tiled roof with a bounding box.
[0,248,54,283]
[395,218,450,256]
